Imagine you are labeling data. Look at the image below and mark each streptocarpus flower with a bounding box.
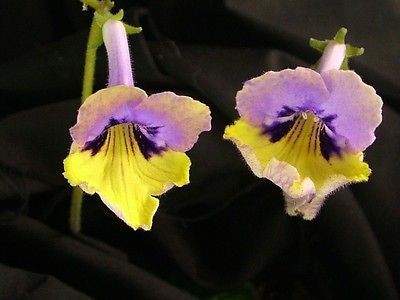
[63,20,211,230]
[224,29,382,220]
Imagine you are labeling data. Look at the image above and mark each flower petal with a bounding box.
[236,67,329,126]
[224,119,370,219]
[64,123,190,230]
[70,85,148,147]
[263,158,316,201]
[320,70,383,152]
[224,119,267,177]
[284,174,351,220]
[131,92,212,152]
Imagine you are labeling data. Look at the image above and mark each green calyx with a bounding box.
[309,27,364,70]
[81,0,142,49]
[80,0,142,100]
[94,10,142,44]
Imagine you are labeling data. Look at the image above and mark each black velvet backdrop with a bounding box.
[0,1,399,299]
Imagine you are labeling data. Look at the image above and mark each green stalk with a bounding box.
[82,17,102,101]
[70,16,103,233]
[70,187,84,233]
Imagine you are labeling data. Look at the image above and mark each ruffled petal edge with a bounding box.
[70,85,148,147]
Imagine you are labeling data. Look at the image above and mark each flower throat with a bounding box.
[264,112,341,161]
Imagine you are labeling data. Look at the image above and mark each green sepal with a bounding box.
[310,27,365,70]
[309,27,348,53]
[94,9,124,28]
[334,27,347,43]
[309,38,329,53]
[340,58,350,70]
[94,10,142,37]
[346,45,364,58]
[111,9,124,21]
[124,23,142,35]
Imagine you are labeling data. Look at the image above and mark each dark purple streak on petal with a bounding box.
[319,127,341,161]
[83,118,121,155]
[263,119,296,143]
[133,125,165,159]
[82,118,165,159]
[263,106,342,161]
[322,114,338,133]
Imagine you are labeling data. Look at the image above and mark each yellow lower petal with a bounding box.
[64,123,191,230]
[224,118,370,201]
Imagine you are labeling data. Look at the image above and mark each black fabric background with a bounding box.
[0,1,399,299]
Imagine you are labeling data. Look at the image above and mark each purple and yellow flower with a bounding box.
[63,20,211,230]
[224,30,382,220]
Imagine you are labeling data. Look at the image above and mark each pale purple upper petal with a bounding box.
[70,89,210,152]
[70,85,147,147]
[236,67,329,126]
[320,70,383,152]
[131,92,211,152]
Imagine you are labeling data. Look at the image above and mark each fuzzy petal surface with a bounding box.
[70,86,148,147]
[320,70,383,152]
[132,92,212,152]
[236,67,329,126]
[224,119,370,218]
[64,123,190,230]
[72,90,211,153]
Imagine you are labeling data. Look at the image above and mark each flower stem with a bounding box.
[70,187,84,233]
[82,17,102,101]
[70,16,103,233]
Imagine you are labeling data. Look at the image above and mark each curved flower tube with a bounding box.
[64,20,211,230]
[224,32,382,220]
